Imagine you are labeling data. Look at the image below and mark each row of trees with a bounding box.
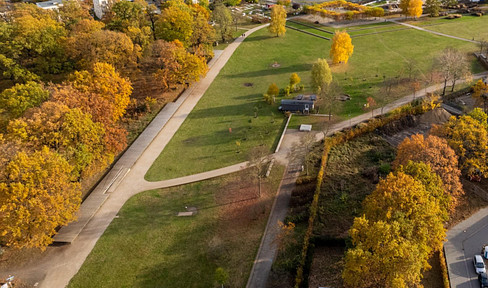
[343,133,462,287]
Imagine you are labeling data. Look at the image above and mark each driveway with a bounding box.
[446,206,488,288]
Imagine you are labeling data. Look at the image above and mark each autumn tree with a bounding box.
[425,0,441,17]
[434,47,470,95]
[7,102,106,178]
[66,24,137,70]
[57,0,91,28]
[190,4,216,59]
[394,134,462,208]
[106,0,147,32]
[0,81,49,119]
[151,40,207,90]
[0,146,81,249]
[408,0,423,18]
[289,73,301,89]
[432,109,488,180]
[472,79,488,112]
[155,0,194,46]
[330,31,354,64]
[49,84,127,155]
[268,5,286,37]
[1,4,68,74]
[397,161,450,221]
[0,54,40,83]
[399,0,410,16]
[212,2,233,43]
[69,62,133,122]
[311,58,332,93]
[344,217,428,287]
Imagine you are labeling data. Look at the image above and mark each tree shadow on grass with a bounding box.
[243,35,274,42]
[224,63,312,79]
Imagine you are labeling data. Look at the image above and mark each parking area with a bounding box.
[445,206,488,287]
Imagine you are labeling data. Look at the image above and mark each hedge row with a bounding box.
[293,96,440,288]
[439,248,450,288]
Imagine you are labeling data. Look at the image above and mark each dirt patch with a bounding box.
[308,245,345,288]
[448,178,488,228]
[271,62,281,68]
[421,252,444,288]
[243,82,254,87]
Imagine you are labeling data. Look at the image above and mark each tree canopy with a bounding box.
[311,58,332,93]
[268,5,286,37]
[330,31,354,64]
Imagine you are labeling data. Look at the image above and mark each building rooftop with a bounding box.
[36,0,63,10]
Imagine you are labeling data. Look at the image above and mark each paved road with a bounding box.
[446,205,488,288]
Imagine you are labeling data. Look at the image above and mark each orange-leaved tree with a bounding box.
[394,134,462,209]
[268,5,286,37]
[330,31,354,64]
[0,146,81,249]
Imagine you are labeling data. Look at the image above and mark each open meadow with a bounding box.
[146,20,482,181]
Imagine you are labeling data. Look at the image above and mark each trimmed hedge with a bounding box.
[439,248,450,288]
[293,96,440,288]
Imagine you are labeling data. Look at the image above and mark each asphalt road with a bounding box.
[446,206,488,288]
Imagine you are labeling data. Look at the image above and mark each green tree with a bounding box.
[212,2,233,43]
[311,58,332,93]
[0,146,81,250]
[155,1,194,46]
[0,81,49,119]
[214,267,229,288]
[106,0,147,32]
[268,5,286,37]
[57,0,91,28]
[425,0,441,16]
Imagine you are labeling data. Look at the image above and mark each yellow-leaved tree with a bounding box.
[70,62,133,122]
[472,79,488,112]
[268,5,286,37]
[408,0,423,18]
[330,31,354,64]
[0,146,81,249]
[432,108,488,181]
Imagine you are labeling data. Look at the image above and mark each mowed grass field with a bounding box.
[68,166,284,288]
[146,22,482,181]
[408,15,488,40]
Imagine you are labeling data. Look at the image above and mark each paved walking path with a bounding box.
[390,19,480,44]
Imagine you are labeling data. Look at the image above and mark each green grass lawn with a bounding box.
[408,15,488,40]
[146,23,482,181]
[68,166,284,288]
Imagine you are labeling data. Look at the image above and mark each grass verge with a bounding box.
[68,165,284,288]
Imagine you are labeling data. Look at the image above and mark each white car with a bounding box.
[474,255,487,274]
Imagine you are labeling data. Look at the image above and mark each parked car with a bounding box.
[479,272,488,288]
[474,255,487,274]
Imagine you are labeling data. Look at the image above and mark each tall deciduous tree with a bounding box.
[7,102,106,178]
[155,0,193,46]
[69,62,133,122]
[212,2,233,43]
[151,40,207,90]
[311,58,332,93]
[432,109,488,180]
[268,5,286,37]
[434,47,470,95]
[190,4,216,59]
[425,0,441,17]
[49,84,127,155]
[330,31,354,64]
[408,0,423,18]
[394,134,462,208]
[0,146,81,249]
[344,217,427,288]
